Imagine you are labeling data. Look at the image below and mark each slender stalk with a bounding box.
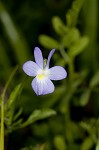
[59,45,70,64]
[0,65,18,150]
[59,46,74,84]
[1,95,4,150]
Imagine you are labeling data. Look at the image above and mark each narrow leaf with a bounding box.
[7,83,22,109]
[62,28,80,47]
[52,16,68,36]
[13,108,23,121]
[89,70,99,88]
[79,90,91,106]
[54,135,67,150]
[0,2,30,64]
[96,142,99,150]
[66,0,85,27]
[68,36,89,57]
[20,109,56,128]
[39,35,59,49]
[81,136,94,150]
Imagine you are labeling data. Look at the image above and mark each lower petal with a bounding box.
[48,66,67,80]
[31,77,54,95]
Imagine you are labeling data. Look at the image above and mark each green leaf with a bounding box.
[79,90,91,106]
[66,0,85,27]
[54,135,67,150]
[0,2,30,65]
[62,28,80,47]
[80,122,91,133]
[39,35,59,49]
[81,136,94,150]
[89,70,99,88]
[96,142,99,150]
[1,65,18,102]
[7,83,22,109]
[52,16,68,36]
[68,36,89,58]
[13,108,23,121]
[20,109,56,128]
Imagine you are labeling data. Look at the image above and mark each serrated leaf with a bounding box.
[39,35,59,49]
[89,70,99,88]
[79,90,91,106]
[68,36,89,57]
[20,109,56,128]
[62,28,80,47]
[66,0,85,27]
[7,83,22,109]
[52,16,68,36]
[81,136,94,150]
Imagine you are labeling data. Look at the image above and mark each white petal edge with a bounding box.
[34,47,43,69]
[48,66,67,80]
[22,61,40,76]
[31,77,55,95]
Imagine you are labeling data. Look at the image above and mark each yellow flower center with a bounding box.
[37,73,45,79]
[37,69,49,80]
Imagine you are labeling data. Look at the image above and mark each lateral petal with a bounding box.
[48,66,67,80]
[22,61,40,76]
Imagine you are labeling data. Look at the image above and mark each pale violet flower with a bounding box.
[22,47,67,95]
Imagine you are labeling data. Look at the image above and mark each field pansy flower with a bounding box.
[22,47,67,95]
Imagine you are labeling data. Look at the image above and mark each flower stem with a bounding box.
[59,46,74,83]
[1,94,4,150]
[59,46,70,64]
[0,65,19,150]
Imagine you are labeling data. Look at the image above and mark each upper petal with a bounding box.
[48,66,67,80]
[46,49,55,68]
[34,47,43,69]
[31,77,55,95]
[22,61,40,76]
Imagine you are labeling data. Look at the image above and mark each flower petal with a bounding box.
[48,66,67,80]
[46,49,55,68]
[22,61,40,76]
[32,77,55,95]
[34,47,43,69]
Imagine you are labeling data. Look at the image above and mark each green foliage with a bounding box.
[20,109,56,128]
[0,2,30,65]
[52,16,68,36]
[89,70,99,88]
[0,67,56,136]
[96,142,99,150]
[81,137,94,150]
[62,28,80,47]
[54,135,67,150]
[0,0,99,149]
[68,36,89,58]
[7,83,22,109]
[79,89,91,106]
[39,35,59,49]
[66,0,85,27]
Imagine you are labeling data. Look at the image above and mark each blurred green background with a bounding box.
[0,0,99,150]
